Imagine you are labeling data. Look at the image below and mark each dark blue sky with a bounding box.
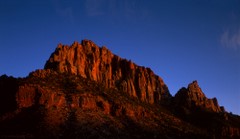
[0,0,239,114]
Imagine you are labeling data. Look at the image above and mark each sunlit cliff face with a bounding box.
[45,40,171,104]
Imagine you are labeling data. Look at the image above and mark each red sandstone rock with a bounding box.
[44,40,171,104]
[174,81,223,113]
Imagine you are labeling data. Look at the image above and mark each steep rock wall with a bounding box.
[44,40,171,104]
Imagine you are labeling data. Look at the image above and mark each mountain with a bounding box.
[44,40,171,104]
[0,40,240,139]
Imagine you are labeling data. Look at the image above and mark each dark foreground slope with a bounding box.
[0,40,239,139]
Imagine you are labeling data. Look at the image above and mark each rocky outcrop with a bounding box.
[15,70,152,121]
[16,84,148,120]
[174,81,223,113]
[44,40,171,104]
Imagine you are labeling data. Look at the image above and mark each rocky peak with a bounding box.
[174,80,223,113]
[44,40,171,104]
[188,81,204,95]
[187,80,206,102]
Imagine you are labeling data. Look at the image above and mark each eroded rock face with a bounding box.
[44,40,171,104]
[174,81,223,113]
[14,77,154,133]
